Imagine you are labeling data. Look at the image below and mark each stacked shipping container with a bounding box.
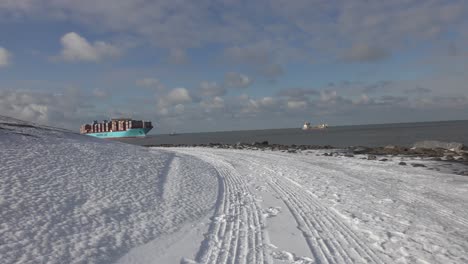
[80,119,153,134]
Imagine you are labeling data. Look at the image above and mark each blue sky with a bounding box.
[0,0,467,133]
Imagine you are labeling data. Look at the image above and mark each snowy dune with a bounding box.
[0,117,218,263]
[1,116,468,263]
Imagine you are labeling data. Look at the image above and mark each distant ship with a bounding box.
[80,118,153,139]
[302,122,328,130]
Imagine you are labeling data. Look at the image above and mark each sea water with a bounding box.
[118,120,468,147]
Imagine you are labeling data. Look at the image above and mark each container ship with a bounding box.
[80,118,153,139]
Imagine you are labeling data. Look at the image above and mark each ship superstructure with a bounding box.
[302,122,328,130]
[80,118,153,139]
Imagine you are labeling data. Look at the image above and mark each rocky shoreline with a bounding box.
[146,140,468,176]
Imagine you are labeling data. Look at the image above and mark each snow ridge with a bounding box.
[0,118,218,264]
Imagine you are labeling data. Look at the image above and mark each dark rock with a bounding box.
[462,153,468,160]
[323,153,331,156]
[411,163,426,168]
[413,141,464,152]
[261,141,269,145]
[351,146,370,154]
[367,155,377,160]
[398,162,407,166]
[461,171,468,176]
[445,155,455,161]
[379,158,389,162]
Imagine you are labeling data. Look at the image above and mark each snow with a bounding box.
[0,117,218,263]
[1,116,468,263]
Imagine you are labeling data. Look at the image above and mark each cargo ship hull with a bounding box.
[86,128,152,139]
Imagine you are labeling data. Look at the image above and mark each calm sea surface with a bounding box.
[118,120,468,148]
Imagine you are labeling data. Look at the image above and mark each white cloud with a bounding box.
[259,97,275,107]
[166,88,192,104]
[320,90,339,103]
[2,0,467,67]
[353,94,371,105]
[174,104,185,114]
[224,72,252,88]
[199,81,226,97]
[0,88,102,129]
[201,96,224,112]
[287,100,307,110]
[59,32,120,62]
[0,47,11,67]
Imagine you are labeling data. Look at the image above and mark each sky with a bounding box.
[0,0,467,134]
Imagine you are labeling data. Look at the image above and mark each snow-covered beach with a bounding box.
[1,117,468,264]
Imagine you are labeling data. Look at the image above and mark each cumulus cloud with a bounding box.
[0,90,49,123]
[152,87,194,117]
[166,88,192,104]
[0,47,11,67]
[224,72,253,88]
[59,32,121,62]
[2,1,468,131]
[201,96,225,112]
[320,90,339,103]
[2,0,467,68]
[0,88,101,129]
[278,88,318,99]
[236,95,278,114]
[199,81,226,97]
[353,94,372,105]
[287,100,307,110]
[259,97,275,107]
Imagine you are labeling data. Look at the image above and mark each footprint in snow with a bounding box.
[264,206,281,218]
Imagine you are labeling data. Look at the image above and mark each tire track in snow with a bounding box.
[245,150,468,229]
[188,149,386,263]
[282,153,468,229]
[169,148,467,264]
[176,150,272,264]
[239,156,385,264]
